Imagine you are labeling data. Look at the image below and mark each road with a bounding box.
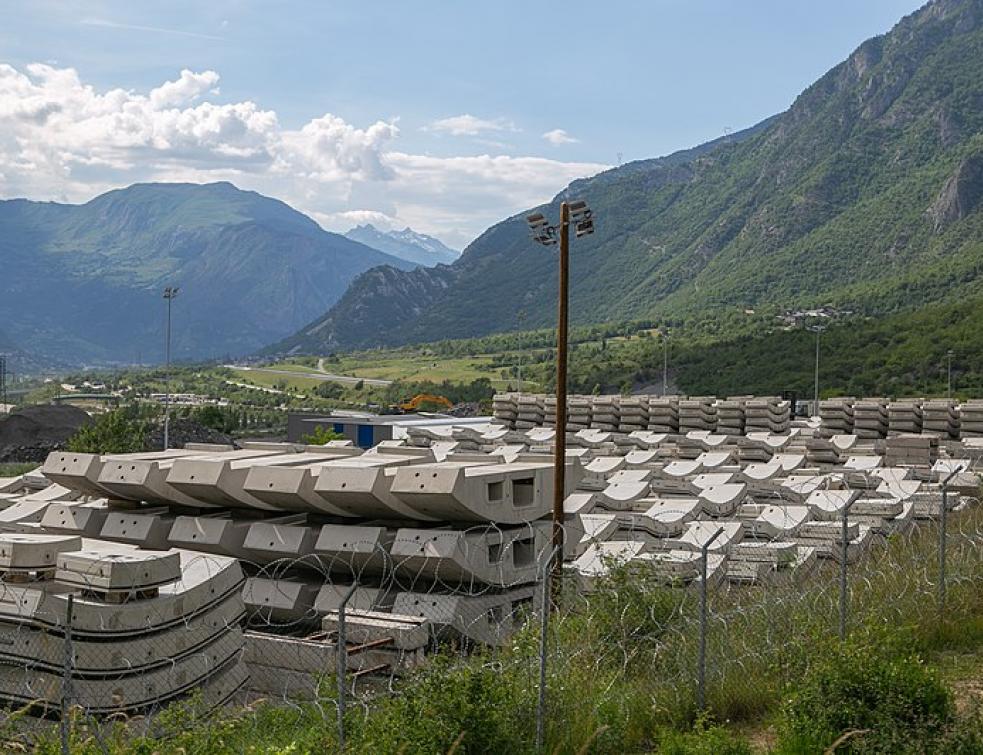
[227,365,392,387]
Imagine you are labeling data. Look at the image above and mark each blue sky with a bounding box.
[0,1,926,247]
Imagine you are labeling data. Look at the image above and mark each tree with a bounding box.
[301,425,346,445]
[314,382,344,400]
[67,409,148,454]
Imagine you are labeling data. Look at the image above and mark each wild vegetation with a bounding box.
[16,505,983,753]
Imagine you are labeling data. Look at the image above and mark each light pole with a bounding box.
[806,323,826,418]
[527,199,595,601]
[946,349,954,399]
[661,329,669,396]
[516,309,526,392]
[163,286,180,449]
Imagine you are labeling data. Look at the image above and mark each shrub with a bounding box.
[351,653,533,753]
[777,641,953,753]
[300,425,344,445]
[314,381,344,400]
[652,720,753,754]
[66,408,148,454]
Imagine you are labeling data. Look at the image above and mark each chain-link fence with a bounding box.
[0,470,979,753]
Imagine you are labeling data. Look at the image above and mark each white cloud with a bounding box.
[542,128,579,145]
[149,69,219,109]
[426,113,517,137]
[0,63,607,248]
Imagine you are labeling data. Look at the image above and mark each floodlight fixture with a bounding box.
[526,212,557,246]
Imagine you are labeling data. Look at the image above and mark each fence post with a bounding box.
[697,527,725,713]
[839,498,856,641]
[938,468,960,622]
[536,545,559,753]
[60,594,75,755]
[336,583,358,752]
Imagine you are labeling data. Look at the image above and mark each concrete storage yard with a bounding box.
[0,391,979,719]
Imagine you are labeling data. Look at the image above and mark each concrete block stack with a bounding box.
[888,400,923,434]
[492,393,519,429]
[678,397,717,433]
[715,398,746,436]
[883,434,939,468]
[648,396,680,433]
[617,396,649,433]
[959,400,983,437]
[853,399,889,439]
[820,398,855,435]
[567,396,593,431]
[545,395,593,431]
[744,397,791,434]
[591,395,621,431]
[515,394,545,429]
[0,534,246,715]
[922,400,960,439]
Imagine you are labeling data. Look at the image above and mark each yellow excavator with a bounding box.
[397,394,454,413]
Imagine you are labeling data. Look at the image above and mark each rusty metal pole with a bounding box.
[551,202,570,605]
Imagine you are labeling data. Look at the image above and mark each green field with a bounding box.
[266,351,540,390]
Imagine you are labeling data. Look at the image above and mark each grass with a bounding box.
[12,505,983,754]
[226,368,325,393]
[0,462,37,477]
[320,353,512,385]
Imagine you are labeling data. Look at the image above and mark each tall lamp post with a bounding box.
[806,322,827,418]
[661,329,670,396]
[516,309,526,392]
[526,200,595,601]
[163,286,180,449]
[946,349,954,399]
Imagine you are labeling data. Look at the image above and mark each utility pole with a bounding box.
[516,310,526,392]
[526,200,594,603]
[0,355,7,414]
[814,326,821,417]
[163,287,180,449]
[553,202,570,602]
[946,349,954,399]
[662,331,669,396]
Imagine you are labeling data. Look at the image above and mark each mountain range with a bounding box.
[0,182,414,364]
[276,0,983,355]
[344,224,459,267]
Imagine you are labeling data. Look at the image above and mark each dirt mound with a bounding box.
[0,404,93,463]
[144,418,236,450]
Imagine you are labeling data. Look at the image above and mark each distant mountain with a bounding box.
[344,224,459,267]
[276,0,983,355]
[0,182,414,364]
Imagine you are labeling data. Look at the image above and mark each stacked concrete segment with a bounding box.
[888,400,923,434]
[0,534,245,714]
[715,398,746,436]
[853,399,889,439]
[923,400,960,438]
[820,398,855,435]
[648,396,680,433]
[961,400,983,437]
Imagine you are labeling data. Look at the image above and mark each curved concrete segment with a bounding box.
[389,523,548,587]
[0,630,244,714]
[313,465,433,520]
[313,524,395,577]
[168,515,251,558]
[391,586,536,647]
[42,450,201,499]
[166,452,331,511]
[390,461,565,524]
[0,592,243,674]
[242,463,353,516]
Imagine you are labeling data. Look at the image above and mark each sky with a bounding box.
[0,0,927,249]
